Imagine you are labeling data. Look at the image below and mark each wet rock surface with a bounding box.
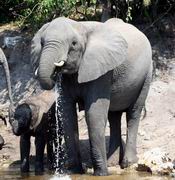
[137,148,175,175]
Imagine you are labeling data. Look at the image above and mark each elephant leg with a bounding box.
[120,107,141,169]
[35,133,46,174]
[20,133,31,172]
[61,97,83,174]
[85,98,109,176]
[84,72,112,176]
[47,115,54,171]
[107,111,123,166]
[121,70,152,168]
[47,134,54,171]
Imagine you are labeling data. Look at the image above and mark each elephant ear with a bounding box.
[78,25,128,83]
[30,23,50,76]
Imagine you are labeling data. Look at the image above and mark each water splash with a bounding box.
[52,74,66,175]
[50,174,71,180]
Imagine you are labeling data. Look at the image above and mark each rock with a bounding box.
[3,36,22,48]
[137,148,175,175]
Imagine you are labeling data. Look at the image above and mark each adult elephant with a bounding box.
[31,17,152,176]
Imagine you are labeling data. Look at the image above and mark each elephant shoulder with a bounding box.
[105,18,150,46]
[105,20,152,64]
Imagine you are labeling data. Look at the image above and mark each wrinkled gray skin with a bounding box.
[31,17,152,176]
[0,48,13,149]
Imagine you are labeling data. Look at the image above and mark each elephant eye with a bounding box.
[72,41,77,46]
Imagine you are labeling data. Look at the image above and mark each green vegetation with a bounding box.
[0,0,98,28]
[0,0,174,29]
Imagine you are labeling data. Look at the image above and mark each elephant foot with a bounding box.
[93,167,108,176]
[65,159,85,174]
[35,171,44,175]
[20,172,30,178]
[120,155,138,169]
[35,161,44,175]
[67,165,85,174]
[21,163,29,173]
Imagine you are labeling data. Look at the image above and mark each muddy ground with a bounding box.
[0,20,174,176]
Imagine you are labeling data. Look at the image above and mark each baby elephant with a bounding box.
[10,90,56,174]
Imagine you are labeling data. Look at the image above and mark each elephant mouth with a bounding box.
[53,61,77,75]
[61,66,77,74]
[50,63,65,81]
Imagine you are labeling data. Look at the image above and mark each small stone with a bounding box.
[137,148,174,175]
[138,130,146,136]
[144,135,151,141]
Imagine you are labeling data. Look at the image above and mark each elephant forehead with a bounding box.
[45,20,75,37]
[44,30,70,41]
[44,29,77,46]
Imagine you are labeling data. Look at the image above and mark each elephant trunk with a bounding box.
[0,49,15,124]
[38,47,59,90]
[0,49,13,104]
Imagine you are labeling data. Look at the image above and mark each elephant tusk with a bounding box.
[35,68,38,76]
[54,61,65,67]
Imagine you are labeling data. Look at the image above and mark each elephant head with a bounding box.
[31,17,128,90]
[11,103,32,136]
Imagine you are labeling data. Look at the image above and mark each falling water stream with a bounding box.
[51,74,71,180]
